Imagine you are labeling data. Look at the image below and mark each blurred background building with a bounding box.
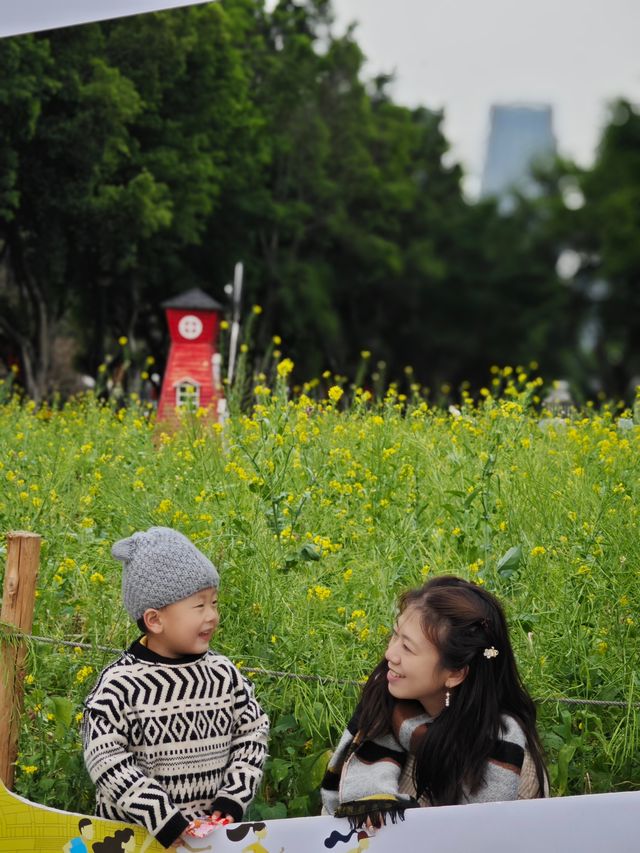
[481,104,557,209]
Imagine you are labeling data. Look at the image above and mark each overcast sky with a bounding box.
[325,0,640,191]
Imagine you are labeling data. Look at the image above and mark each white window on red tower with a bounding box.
[175,378,201,410]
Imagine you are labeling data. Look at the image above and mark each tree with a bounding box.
[575,100,640,394]
[4,1,629,399]
[0,5,256,396]
[0,26,162,398]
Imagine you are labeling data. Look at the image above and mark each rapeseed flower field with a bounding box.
[1,369,639,816]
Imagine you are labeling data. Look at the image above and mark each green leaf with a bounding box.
[271,714,297,734]
[496,545,522,579]
[513,612,539,634]
[299,749,332,793]
[555,742,577,795]
[300,543,321,561]
[268,757,291,784]
[287,795,310,816]
[464,487,479,508]
[257,802,288,820]
[50,696,74,738]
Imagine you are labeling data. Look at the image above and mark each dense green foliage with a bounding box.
[1,2,639,399]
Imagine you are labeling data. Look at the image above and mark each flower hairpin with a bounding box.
[483,646,499,659]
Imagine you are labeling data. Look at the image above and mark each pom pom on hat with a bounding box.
[112,526,219,621]
[111,535,136,563]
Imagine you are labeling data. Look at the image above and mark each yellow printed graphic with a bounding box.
[0,780,162,853]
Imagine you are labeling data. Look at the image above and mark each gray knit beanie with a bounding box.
[112,526,220,621]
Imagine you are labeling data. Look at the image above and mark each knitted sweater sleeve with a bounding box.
[462,715,527,804]
[82,670,188,848]
[209,664,270,821]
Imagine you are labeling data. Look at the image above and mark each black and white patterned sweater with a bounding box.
[82,640,269,848]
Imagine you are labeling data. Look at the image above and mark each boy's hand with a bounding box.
[210,810,234,824]
[182,813,234,842]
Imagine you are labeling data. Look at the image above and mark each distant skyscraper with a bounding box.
[480,104,556,207]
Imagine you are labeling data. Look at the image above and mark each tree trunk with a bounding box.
[3,227,54,402]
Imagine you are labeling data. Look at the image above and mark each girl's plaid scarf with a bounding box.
[321,700,431,826]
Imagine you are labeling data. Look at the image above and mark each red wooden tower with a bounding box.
[157,288,224,422]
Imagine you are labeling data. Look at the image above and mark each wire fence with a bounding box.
[9,630,639,711]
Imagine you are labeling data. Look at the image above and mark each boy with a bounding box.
[82,527,269,849]
[63,818,94,853]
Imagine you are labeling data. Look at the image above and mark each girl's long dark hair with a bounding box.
[357,575,547,805]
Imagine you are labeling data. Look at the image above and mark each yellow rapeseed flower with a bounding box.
[118,336,128,346]
[530,546,546,557]
[307,584,331,601]
[76,665,94,684]
[328,386,344,404]
[277,358,294,378]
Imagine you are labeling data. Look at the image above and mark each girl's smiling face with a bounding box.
[385,606,466,716]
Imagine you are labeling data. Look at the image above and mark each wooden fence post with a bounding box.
[0,531,41,789]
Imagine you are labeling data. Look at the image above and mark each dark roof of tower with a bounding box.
[161,288,224,311]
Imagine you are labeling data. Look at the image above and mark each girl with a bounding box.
[321,576,547,825]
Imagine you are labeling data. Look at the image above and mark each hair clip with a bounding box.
[483,646,499,659]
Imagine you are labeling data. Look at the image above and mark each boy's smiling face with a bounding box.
[144,586,219,658]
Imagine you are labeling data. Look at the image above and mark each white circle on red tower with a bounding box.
[178,315,203,340]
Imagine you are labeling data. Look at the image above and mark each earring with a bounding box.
[445,690,451,708]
